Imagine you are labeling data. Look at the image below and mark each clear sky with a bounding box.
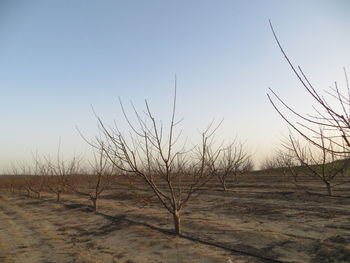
[1,0,349,170]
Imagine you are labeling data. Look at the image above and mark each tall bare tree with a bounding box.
[267,21,350,158]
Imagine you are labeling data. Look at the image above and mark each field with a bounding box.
[0,173,350,263]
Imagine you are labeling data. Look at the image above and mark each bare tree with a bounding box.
[267,20,350,157]
[67,147,113,212]
[260,155,281,171]
[25,175,46,199]
[7,164,22,194]
[0,173,18,194]
[275,149,304,186]
[87,89,220,235]
[209,140,251,191]
[24,154,50,199]
[15,163,34,197]
[241,156,254,173]
[286,131,350,196]
[46,153,81,202]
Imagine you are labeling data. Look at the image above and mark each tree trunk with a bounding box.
[37,192,41,199]
[220,177,227,191]
[222,181,227,191]
[234,172,238,183]
[91,197,98,212]
[173,210,181,235]
[325,181,332,196]
[56,191,61,202]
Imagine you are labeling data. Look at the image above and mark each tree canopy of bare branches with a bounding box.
[67,147,113,212]
[208,139,251,191]
[46,152,81,202]
[87,89,221,235]
[267,20,350,158]
[284,131,350,196]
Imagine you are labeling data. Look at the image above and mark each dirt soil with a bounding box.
[0,175,350,263]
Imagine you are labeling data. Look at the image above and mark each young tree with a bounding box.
[260,155,281,171]
[286,131,350,196]
[67,147,113,212]
[25,155,50,199]
[7,164,21,194]
[0,174,17,193]
[241,156,254,173]
[46,154,81,202]
[25,174,46,199]
[208,140,251,191]
[16,163,34,197]
[275,149,304,186]
[88,90,220,235]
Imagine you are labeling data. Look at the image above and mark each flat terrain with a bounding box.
[0,174,350,263]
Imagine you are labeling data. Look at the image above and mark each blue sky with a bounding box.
[0,0,349,170]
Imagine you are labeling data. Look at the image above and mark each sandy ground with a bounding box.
[0,175,350,263]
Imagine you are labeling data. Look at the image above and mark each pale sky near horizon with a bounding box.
[1,0,350,171]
